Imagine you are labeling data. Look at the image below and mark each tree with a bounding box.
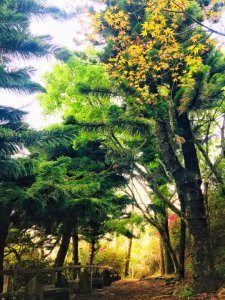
[0,0,73,291]
[29,126,129,268]
[0,0,66,93]
[89,0,225,293]
[39,56,181,276]
[0,107,75,291]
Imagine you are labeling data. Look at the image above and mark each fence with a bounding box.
[0,264,119,299]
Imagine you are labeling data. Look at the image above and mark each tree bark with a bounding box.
[72,226,79,265]
[160,229,177,274]
[181,181,215,292]
[54,220,73,267]
[159,205,175,274]
[159,236,165,275]
[178,218,186,279]
[0,207,11,293]
[163,239,174,274]
[125,237,133,277]
[177,190,186,279]
[156,118,216,293]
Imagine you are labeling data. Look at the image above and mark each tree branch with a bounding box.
[195,139,224,184]
[134,163,183,219]
[164,2,225,37]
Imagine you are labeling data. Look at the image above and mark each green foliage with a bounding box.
[39,56,112,119]
[0,106,76,180]
[104,213,144,238]
[209,184,225,283]
[179,288,193,298]
[0,182,27,208]
[0,0,66,93]
[94,246,126,274]
[5,228,40,264]
[27,127,130,255]
[216,263,225,283]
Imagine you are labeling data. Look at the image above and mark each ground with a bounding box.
[76,277,223,300]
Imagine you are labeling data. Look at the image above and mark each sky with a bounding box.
[0,0,90,129]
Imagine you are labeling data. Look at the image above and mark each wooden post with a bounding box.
[2,262,12,300]
[2,274,10,294]
[24,275,41,300]
[92,270,103,289]
[78,269,92,294]
[103,269,112,286]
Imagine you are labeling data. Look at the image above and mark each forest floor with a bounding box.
[76,277,225,300]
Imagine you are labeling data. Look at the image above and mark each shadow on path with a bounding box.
[76,278,178,300]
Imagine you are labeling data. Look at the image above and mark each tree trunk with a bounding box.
[203,175,210,228]
[164,242,174,274]
[178,191,186,279]
[159,205,175,274]
[125,237,133,277]
[0,208,10,293]
[89,240,96,265]
[178,218,186,279]
[159,236,165,275]
[160,230,177,274]
[54,220,73,267]
[156,118,216,293]
[182,182,215,293]
[72,226,79,265]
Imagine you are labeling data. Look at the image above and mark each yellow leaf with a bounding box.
[141,29,148,37]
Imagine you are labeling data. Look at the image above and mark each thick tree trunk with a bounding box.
[54,220,73,287]
[182,182,215,292]
[72,227,79,265]
[54,220,73,267]
[0,208,10,293]
[125,237,133,277]
[178,113,215,292]
[0,226,9,293]
[156,118,216,293]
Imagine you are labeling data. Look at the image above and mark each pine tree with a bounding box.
[0,0,66,93]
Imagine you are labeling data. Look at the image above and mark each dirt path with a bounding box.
[75,278,223,300]
[76,278,178,300]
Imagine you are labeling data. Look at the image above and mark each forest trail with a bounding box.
[76,278,223,300]
[76,278,176,299]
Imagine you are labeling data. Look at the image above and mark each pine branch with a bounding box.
[134,163,183,219]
